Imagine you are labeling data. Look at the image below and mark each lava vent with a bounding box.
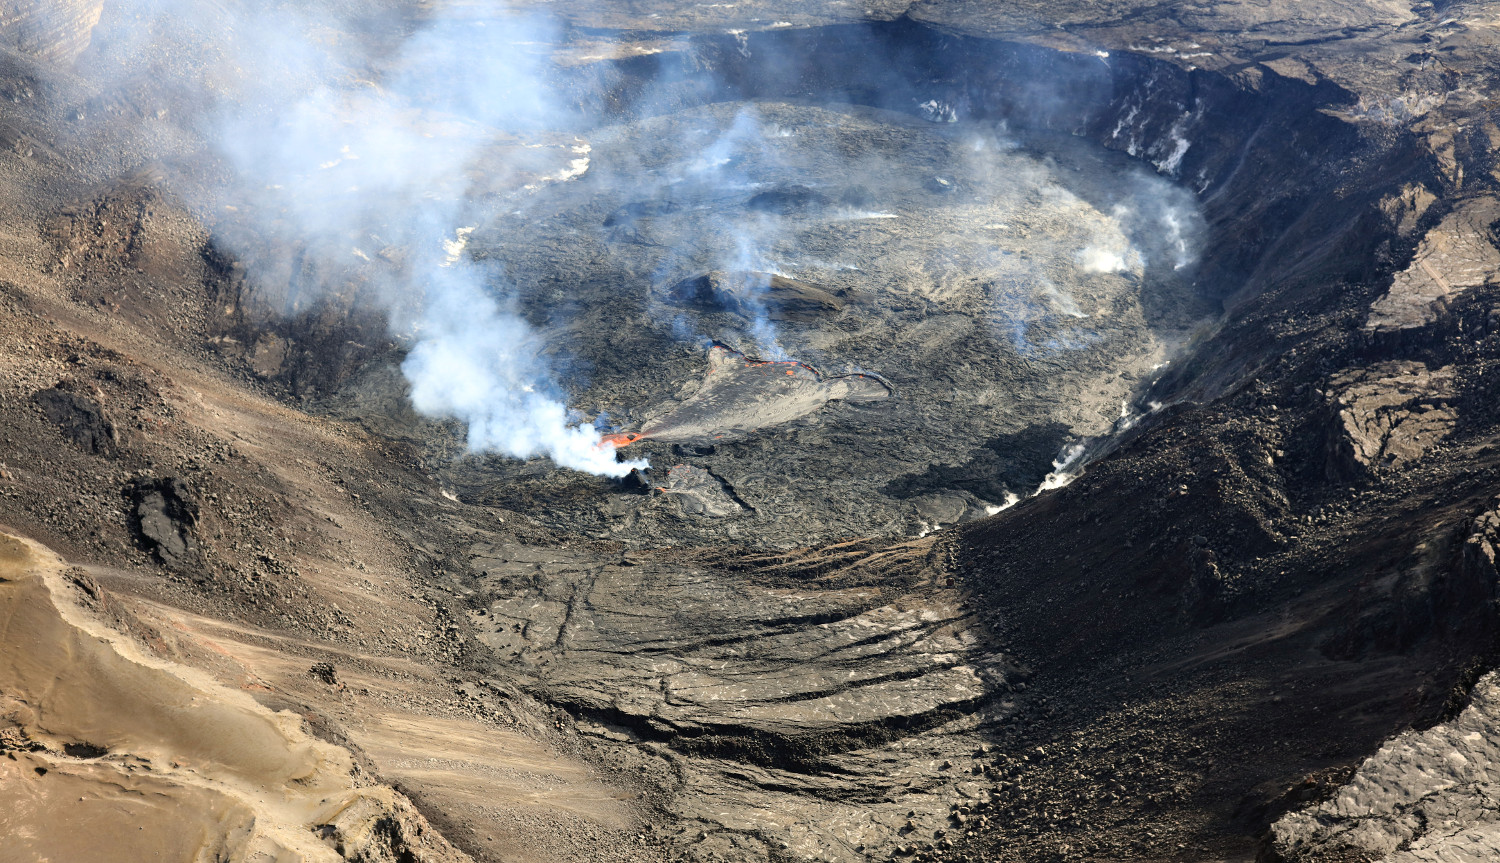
[604,344,889,446]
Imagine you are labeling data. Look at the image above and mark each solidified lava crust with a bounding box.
[603,342,892,448]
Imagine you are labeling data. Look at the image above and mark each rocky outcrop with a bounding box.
[0,0,102,64]
[1255,498,1500,860]
[1467,501,1500,589]
[123,476,199,568]
[1269,669,1500,862]
[657,464,747,517]
[32,380,117,455]
[1366,197,1500,332]
[1326,361,1457,476]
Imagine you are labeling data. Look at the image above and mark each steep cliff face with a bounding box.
[0,0,102,64]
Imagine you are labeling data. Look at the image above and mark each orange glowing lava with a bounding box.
[601,431,645,448]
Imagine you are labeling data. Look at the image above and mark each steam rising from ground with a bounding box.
[101,0,643,476]
[583,103,1203,367]
[405,265,645,474]
[71,1,1203,484]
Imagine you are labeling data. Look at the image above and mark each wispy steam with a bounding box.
[404,263,637,475]
[103,0,644,477]
[66,3,1205,488]
[584,100,1204,376]
[660,107,800,359]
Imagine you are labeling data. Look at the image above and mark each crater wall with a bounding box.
[0,0,102,64]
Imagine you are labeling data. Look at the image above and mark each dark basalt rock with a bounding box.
[618,467,652,494]
[745,185,831,214]
[602,199,681,226]
[123,476,200,569]
[61,741,108,758]
[883,422,1072,504]
[668,270,845,322]
[32,382,116,455]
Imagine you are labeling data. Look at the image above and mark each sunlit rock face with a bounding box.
[1365,196,1500,333]
[447,101,1209,546]
[1326,361,1457,477]
[1270,666,1500,862]
[0,0,103,64]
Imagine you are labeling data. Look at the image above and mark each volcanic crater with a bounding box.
[394,97,1210,547]
[3,5,1500,863]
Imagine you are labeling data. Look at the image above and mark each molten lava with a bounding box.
[601,431,645,448]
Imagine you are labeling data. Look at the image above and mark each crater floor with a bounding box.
[352,101,1210,548]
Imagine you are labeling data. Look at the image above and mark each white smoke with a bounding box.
[690,109,794,359]
[404,264,641,476]
[1078,244,1136,274]
[99,0,643,477]
[68,2,1206,484]
[984,492,1021,515]
[1036,443,1088,493]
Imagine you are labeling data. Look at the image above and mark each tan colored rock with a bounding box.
[1466,500,1500,588]
[1327,361,1456,473]
[1379,183,1439,238]
[0,532,471,863]
[1366,197,1500,332]
[250,333,289,378]
[0,0,103,64]
[1260,56,1320,86]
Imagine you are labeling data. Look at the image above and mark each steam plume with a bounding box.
[67,3,1205,485]
[110,0,645,476]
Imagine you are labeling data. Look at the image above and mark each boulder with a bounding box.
[123,477,200,568]
[1325,361,1456,477]
[32,382,116,455]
